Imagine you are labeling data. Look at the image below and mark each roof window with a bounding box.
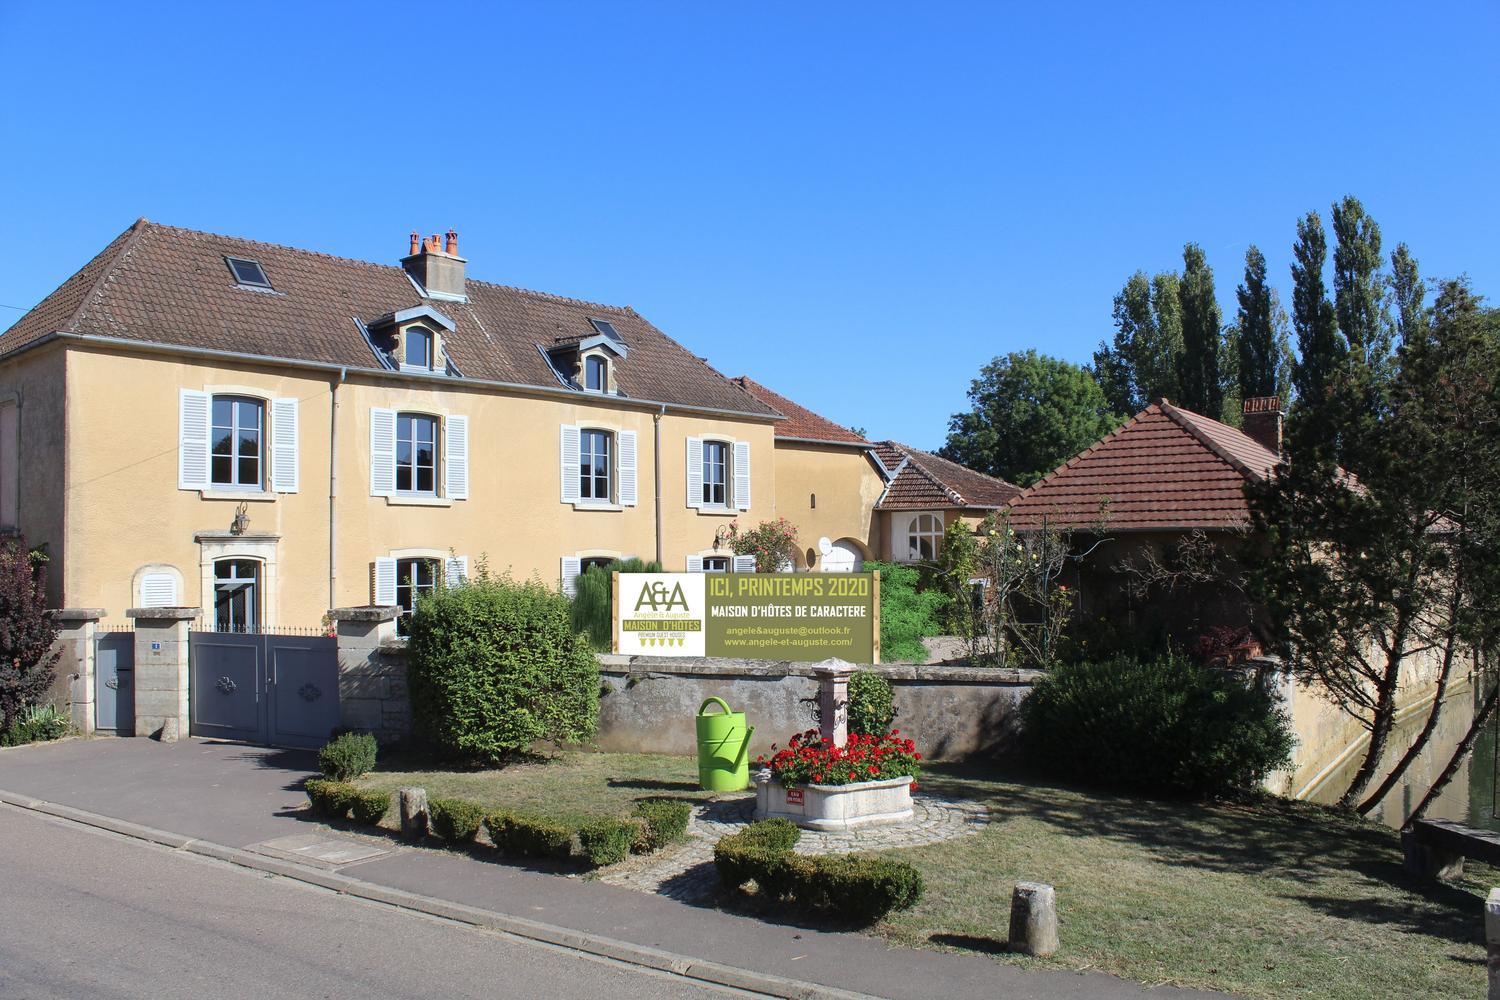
[588,318,622,342]
[225,256,272,289]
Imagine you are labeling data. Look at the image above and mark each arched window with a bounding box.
[905,514,944,562]
[213,558,261,632]
[404,326,434,370]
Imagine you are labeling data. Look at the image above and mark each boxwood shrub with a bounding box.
[847,671,895,736]
[349,789,391,826]
[428,797,487,842]
[865,561,947,663]
[1020,653,1295,798]
[631,800,692,852]
[305,778,357,819]
[713,820,922,923]
[318,731,378,781]
[406,574,599,764]
[578,818,635,866]
[486,810,575,860]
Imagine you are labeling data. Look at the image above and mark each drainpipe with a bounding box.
[654,404,665,567]
[329,368,346,611]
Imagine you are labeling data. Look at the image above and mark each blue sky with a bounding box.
[1,2,1495,447]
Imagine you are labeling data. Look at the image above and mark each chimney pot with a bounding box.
[1241,396,1284,454]
[445,229,458,256]
[409,231,420,256]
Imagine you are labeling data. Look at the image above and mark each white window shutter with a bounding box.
[370,408,397,496]
[270,397,299,493]
[617,430,638,507]
[560,425,581,504]
[686,436,703,508]
[733,441,752,511]
[444,414,470,500]
[140,573,178,607]
[373,557,397,606]
[733,554,758,573]
[178,389,211,490]
[444,555,469,588]
[685,555,703,573]
[560,556,581,597]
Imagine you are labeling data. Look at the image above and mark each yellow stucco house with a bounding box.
[0,221,1015,633]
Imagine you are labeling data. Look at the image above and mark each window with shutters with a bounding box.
[701,440,728,507]
[702,556,730,573]
[579,429,612,503]
[211,396,264,488]
[396,413,439,495]
[395,557,439,635]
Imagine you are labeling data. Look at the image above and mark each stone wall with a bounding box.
[594,655,1037,760]
[330,607,410,743]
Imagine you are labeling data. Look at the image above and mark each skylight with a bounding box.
[589,318,622,342]
[225,256,272,289]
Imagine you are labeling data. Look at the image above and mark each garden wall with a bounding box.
[594,654,1039,760]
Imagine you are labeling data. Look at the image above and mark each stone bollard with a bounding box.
[1009,881,1060,956]
[1487,888,1500,999]
[399,787,429,840]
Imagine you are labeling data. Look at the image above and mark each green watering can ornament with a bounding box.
[696,697,756,792]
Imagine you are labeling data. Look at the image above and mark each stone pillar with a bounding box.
[1009,881,1060,956]
[329,606,405,742]
[47,608,106,733]
[125,607,200,741]
[812,657,854,748]
[1487,888,1500,1000]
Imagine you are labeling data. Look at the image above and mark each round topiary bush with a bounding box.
[406,574,599,764]
[1020,653,1294,798]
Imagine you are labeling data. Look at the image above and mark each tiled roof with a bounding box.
[872,441,1021,510]
[730,377,869,445]
[1004,401,1280,531]
[0,220,779,418]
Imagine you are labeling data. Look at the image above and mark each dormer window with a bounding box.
[404,326,435,370]
[585,355,607,392]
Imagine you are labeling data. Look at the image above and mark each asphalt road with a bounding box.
[0,805,727,1000]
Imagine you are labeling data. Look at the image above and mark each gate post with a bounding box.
[47,608,106,733]
[126,607,200,741]
[329,606,404,742]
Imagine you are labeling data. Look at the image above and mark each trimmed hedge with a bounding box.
[578,818,635,866]
[349,789,391,826]
[571,557,663,651]
[486,810,575,860]
[713,819,922,923]
[406,575,599,764]
[1020,653,1295,798]
[319,731,378,781]
[632,800,692,852]
[429,797,487,842]
[305,778,357,819]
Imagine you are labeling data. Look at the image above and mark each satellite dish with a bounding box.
[818,537,833,556]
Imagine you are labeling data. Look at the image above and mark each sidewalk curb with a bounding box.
[0,787,874,1000]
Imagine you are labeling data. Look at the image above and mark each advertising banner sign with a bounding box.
[613,572,879,663]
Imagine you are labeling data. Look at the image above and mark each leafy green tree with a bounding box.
[1093,271,1182,416]
[1331,195,1391,367]
[1389,242,1425,344]
[1175,243,1224,418]
[0,539,59,734]
[1289,211,1344,419]
[941,350,1119,486]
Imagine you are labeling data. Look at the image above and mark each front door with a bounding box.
[94,630,135,735]
[213,558,261,633]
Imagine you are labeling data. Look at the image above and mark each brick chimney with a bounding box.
[1242,396,1283,453]
[400,229,466,300]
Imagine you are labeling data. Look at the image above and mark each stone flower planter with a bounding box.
[753,768,914,831]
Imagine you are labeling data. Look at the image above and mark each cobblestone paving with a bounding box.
[599,793,989,902]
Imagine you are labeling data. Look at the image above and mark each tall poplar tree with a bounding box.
[1236,245,1279,400]
[1331,195,1390,367]
[1175,243,1223,418]
[1093,270,1182,416]
[1390,242,1425,345]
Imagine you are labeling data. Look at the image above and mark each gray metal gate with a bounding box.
[94,628,135,735]
[188,630,340,749]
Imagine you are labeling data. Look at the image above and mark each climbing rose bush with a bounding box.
[757,729,921,788]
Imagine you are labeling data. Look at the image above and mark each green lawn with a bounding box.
[358,751,720,827]
[356,751,1488,998]
[886,762,1490,1000]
